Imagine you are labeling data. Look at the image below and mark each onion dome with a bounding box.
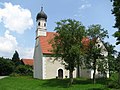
[36,7,47,21]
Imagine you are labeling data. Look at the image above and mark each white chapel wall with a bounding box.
[44,57,77,79]
[33,39,43,79]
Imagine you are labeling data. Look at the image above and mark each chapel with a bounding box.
[33,7,109,79]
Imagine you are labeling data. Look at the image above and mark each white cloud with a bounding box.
[80,0,88,3]
[0,30,34,58]
[0,2,33,34]
[74,0,91,18]
[0,30,18,53]
[17,47,34,59]
[0,2,34,58]
[79,4,91,10]
[0,31,16,58]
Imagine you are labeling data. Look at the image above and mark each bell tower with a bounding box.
[36,7,47,38]
[34,7,47,79]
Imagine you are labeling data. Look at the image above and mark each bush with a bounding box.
[107,73,120,89]
[15,65,33,76]
[0,57,15,76]
[107,81,120,89]
[10,73,20,77]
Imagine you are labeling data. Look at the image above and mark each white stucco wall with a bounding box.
[33,39,43,79]
[80,69,91,78]
[44,57,77,79]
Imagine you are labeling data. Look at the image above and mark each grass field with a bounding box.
[0,76,111,90]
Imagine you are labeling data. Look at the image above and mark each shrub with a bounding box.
[107,81,120,89]
[15,65,33,76]
[10,73,20,77]
[0,57,15,76]
[107,73,120,89]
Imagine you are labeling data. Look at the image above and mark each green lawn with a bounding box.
[0,76,111,90]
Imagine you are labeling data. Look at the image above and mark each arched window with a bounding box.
[38,22,40,26]
[58,69,63,79]
[44,23,46,27]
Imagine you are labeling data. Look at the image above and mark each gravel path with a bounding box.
[0,76,8,79]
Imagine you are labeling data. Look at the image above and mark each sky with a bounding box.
[0,0,119,59]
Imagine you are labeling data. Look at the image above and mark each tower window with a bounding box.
[98,44,100,47]
[38,22,40,26]
[44,23,46,27]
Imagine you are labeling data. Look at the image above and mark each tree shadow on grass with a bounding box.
[95,78,110,85]
[41,79,70,88]
[73,78,92,85]
[73,78,109,85]
[41,78,109,88]
[41,78,92,88]
[87,88,105,90]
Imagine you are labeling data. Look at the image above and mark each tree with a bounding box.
[0,57,15,75]
[12,50,21,66]
[87,24,108,39]
[85,24,109,84]
[111,0,120,45]
[85,42,102,84]
[115,52,120,85]
[104,42,117,76]
[50,19,86,84]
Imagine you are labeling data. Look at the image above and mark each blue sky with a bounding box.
[0,0,119,58]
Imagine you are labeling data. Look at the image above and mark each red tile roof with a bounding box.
[81,37,90,47]
[39,32,90,54]
[21,59,34,66]
[39,32,56,54]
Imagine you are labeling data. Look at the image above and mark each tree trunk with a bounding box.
[69,70,73,85]
[93,59,96,84]
[77,64,80,78]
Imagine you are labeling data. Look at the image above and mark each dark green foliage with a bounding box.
[107,56,120,89]
[87,24,108,40]
[115,52,120,71]
[12,50,21,66]
[0,57,15,76]
[107,73,120,89]
[107,81,120,89]
[85,24,109,84]
[111,0,120,45]
[104,42,117,75]
[85,40,105,84]
[50,19,86,84]
[115,52,120,84]
[14,65,33,76]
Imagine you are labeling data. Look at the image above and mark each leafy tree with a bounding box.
[104,42,117,76]
[115,52,120,84]
[111,0,120,85]
[0,57,15,75]
[87,24,108,39]
[50,19,86,84]
[85,24,108,84]
[85,39,105,84]
[111,0,120,45]
[12,50,21,66]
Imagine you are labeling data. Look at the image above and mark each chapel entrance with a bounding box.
[58,69,63,79]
